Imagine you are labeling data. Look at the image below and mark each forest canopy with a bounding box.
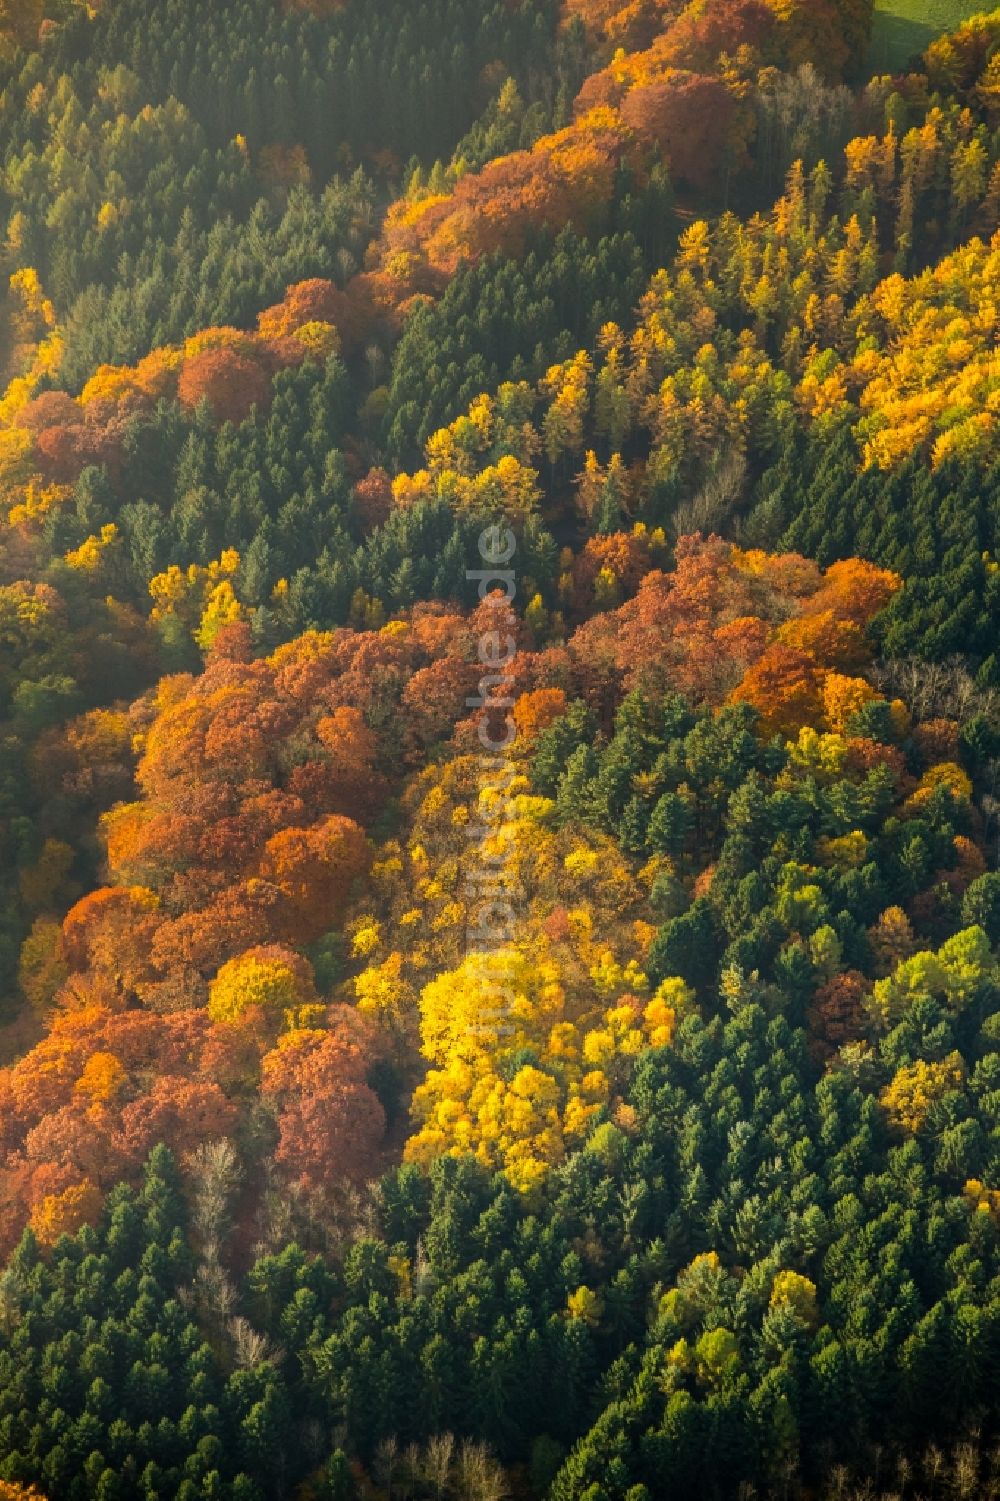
[0,0,999,1498]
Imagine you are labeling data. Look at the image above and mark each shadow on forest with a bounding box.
[867,10,937,72]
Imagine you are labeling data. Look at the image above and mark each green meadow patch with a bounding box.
[868,0,988,71]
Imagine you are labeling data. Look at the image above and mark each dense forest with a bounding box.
[0,0,999,1496]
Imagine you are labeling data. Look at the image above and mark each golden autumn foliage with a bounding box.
[375,107,642,289]
[0,27,998,1492]
[904,760,974,813]
[256,276,371,351]
[854,236,1000,471]
[391,381,542,517]
[964,1177,1000,1220]
[731,644,823,737]
[3,478,72,530]
[2,610,480,1149]
[880,1052,966,1133]
[378,163,999,506]
[363,0,885,302]
[770,1269,820,1326]
[208,945,319,1029]
[0,467,976,1232]
[819,672,877,734]
[392,192,998,521]
[64,523,120,575]
[513,687,569,743]
[74,1050,127,1104]
[0,266,64,487]
[28,1178,103,1246]
[148,548,242,643]
[567,1284,604,1325]
[343,750,693,1191]
[541,535,898,722]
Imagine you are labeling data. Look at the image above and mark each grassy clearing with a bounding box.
[867,0,989,72]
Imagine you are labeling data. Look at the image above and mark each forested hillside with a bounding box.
[0,0,999,1497]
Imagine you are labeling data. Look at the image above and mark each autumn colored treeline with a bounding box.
[0,0,999,1497]
[3,532,1000,1499]
[0,538,898,1239]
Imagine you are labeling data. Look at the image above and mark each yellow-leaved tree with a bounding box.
[208,946,321,1034]
[880,1053,966,1133]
